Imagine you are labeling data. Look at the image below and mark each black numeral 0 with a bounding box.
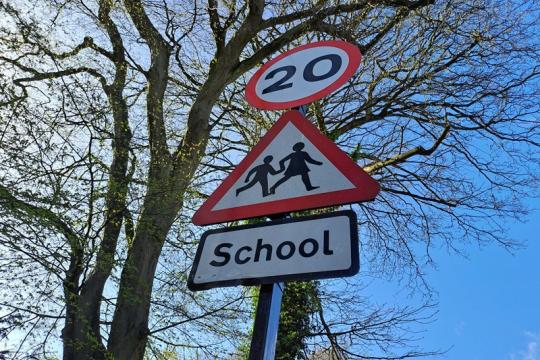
[261,53,343,95]
[303,54,342,82]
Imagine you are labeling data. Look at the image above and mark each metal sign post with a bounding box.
[248,282,284,360]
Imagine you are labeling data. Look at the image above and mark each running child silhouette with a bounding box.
[270,142,323,194]
[236,155,281,197]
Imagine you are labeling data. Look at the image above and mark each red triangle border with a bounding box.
[192,110,379,225]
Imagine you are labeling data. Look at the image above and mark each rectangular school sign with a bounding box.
[188,210,359,291]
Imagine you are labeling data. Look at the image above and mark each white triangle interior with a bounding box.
[212,122,355,211]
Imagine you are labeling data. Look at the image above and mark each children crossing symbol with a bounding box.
[235,142,323,198]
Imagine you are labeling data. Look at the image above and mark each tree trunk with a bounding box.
[62,1,131,355]
[107,177,182,358]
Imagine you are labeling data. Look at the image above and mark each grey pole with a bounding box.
[248,282,284,360]
[262,282,284,359]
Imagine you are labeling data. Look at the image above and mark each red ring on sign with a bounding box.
[245,40,362,110]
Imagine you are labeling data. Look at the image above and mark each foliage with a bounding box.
[276,282,318,360]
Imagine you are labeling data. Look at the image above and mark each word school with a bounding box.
[210,230,334,267]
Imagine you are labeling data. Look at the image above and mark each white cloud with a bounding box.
[453,320,466,336]
[522,332,540,360]
[510,332,540,360]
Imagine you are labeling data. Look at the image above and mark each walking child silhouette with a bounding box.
[236,155,281,197]
[270,142,323,194]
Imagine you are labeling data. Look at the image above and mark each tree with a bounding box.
[276,282,318,360]
[0,0,538,359]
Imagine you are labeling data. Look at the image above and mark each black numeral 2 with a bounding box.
[262,65,295,94]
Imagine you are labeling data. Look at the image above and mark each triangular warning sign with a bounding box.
[192,110,379,225]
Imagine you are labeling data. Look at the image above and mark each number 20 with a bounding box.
[261,54,342,95]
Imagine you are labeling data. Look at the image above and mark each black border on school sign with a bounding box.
[187,210,359,291]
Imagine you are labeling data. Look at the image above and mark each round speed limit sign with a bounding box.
[246,40,362,110]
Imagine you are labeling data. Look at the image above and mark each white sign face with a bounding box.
[212,121,355,211]
[188,211,359,291]
[245,40,362,110]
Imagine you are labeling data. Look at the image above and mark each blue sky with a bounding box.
[419,198,540,360]
[373,197,540,360]
[359,194,540,360]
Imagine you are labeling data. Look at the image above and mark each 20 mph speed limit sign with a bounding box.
[246,40,362,110]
